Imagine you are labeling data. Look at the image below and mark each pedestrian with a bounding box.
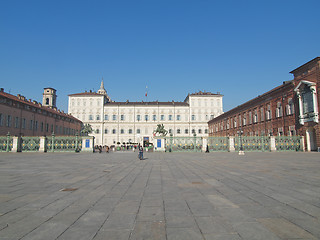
[98,145,102,153]
[106,146,109,153]
[138,144,144,160]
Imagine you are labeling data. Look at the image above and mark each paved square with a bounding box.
[0,151,319,240]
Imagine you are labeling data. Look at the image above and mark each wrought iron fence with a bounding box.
[165,136,202,152]
[234,136,270,152]
[46,135,81,152]
[21,137,40,152]
[275,136,302,151]
[0,134,13,152]
[207,137,229,152]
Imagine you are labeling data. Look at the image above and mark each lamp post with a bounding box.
[237,128,244,155]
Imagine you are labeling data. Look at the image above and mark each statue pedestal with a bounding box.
[154,137,166,152]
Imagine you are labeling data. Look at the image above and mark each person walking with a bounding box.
[138,144,144,160]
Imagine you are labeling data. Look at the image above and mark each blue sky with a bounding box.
[1,0,319,112]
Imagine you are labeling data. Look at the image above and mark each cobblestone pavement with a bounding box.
[0,151,319,240]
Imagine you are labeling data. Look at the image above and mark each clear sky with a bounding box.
[1,0,319,113]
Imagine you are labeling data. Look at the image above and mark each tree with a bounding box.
[81,124,93,136]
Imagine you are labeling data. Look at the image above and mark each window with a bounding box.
[105,129,108,134]
[177,115,181,121]
[137,115,141,121]
[137,129,141,134]
[22,118,26,129]
[14,117,19,128]
[253,109,258,123]
[287,98,294,115]
[29,120,33,130]
[104,115,109,120]
[266,105,271,120]
[35,121,38,131]
[185,129,189,134]
[276,102,282,118]
[145,115,149,121]
[96,115,100,120]
[192,129,196,134]
[205,129,208,134]
[168,115,172,121]
[198,129,202,134]
[46,98,49,105]
[152,115,156,121]
[168,129,172,134]
[41,122,44,132]
[160,115,165,121]
[46,123,49,132]
[120,129,124,134]
[112,129,116,134]
[210,115,214,120]
[89,115,93,120]
[6,115,12,127]
[260,108,264,121]
[177,129,181,134]
[96,129,100,134]
[243,114,246,126]
[249,111,252,124]
[191,115,195,121]
[128,129,133,134]
[120,115,125,121]
[112,115,117,121]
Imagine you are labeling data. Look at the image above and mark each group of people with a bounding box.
[95,144,144,160]
[96,145,110,153]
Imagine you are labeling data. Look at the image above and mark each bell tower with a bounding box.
[42,87,57,108]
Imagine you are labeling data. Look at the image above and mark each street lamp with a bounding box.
[237,128,244,155]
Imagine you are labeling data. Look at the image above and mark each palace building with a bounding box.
[0,88,82,136]
[68,81,223,146]
[208,57,320,151]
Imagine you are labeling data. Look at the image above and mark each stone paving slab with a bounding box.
[0,151,319,240]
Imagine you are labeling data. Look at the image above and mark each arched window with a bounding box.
[46,98,49,105]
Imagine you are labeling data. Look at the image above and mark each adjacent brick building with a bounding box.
[0,88,82,136]
[208,57,320,151]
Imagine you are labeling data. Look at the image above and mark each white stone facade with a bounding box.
[68,81,223,146]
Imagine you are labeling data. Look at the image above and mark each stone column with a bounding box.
[12,137,19,152]
[39,136,46,152]
[229,137,235,152]
[202,137,208,152]
[270,136,276,152]
[82,136,95,152]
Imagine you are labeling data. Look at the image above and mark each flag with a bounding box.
[145,85,148,97]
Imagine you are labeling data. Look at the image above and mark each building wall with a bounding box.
[208,57,320,151]
[0,90,82,136]
[69,91,223,146]
[208,82,296,137]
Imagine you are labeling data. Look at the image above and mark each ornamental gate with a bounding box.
[46,135,82,152]
[165,136,202,152]
[207,137,229,152]
[21,137,40,152]
[234,136,270,152]
[0,134,13,152]
[275,136,302,151]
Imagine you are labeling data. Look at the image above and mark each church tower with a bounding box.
[97,78,107,95]
[97,78,112,102]
[42,87,57,108]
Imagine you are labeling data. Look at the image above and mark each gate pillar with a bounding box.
[229,137,235,152]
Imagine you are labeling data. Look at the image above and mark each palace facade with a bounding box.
[208,57,320,151]
[0,88,82,136]
[68,82,223,146]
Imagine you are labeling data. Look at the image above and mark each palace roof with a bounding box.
[0,89,81,122]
